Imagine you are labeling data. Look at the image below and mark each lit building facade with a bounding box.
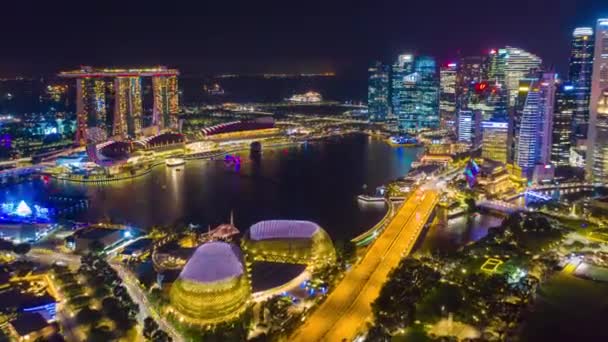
[510,78,534,162]
[569,27,595,143]
[456,110,482,147]
[113,77,143,137]
[392,55,439,132]
[440,63,458,124]
[488,47,542,110]
[152,75,179,129]
[392,54,414,131]
[481,121,509,164]
[458,110,473,143]
[368,61,390,122]
[503,47,542,107]
[551,83,576,166]
[59,66,179,144]
[74,78,108,145]
[414,56,440,130]
[515,73,556,174]
[586,19,608,182]
[456,55,487,112]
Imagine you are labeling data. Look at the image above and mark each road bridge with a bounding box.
[290,189,439,342]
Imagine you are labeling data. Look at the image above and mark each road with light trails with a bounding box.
[290,189,439,342]
[110,262,184,342]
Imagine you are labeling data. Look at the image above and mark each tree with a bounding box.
[101,297,121,316]
[76,307,102,327]
[151,330,172,342]
[88,240,105,254]
[68,295,92,309]
[143,317,159,339]
[87,326,114,342]
[12,243,31,256]
[464,197,476,213]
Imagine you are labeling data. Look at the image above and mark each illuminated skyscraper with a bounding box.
[510,78,537,162]
[515,73,556,173]
[394,55,439,132]
[569,27,595,143]
[456,56,487,111]
[74,78,108,145]
[391,54,414,131]
[113,77,143,137]
[367,61,390,122]
[153,75,180,129]
[440,63,457,124]
[414,56,440,130]
[59,66,179,143]
[489,47,542,108]
[481,121,509,164]
[457,110,481,146]
[458,110,473,143]
[551,83,576,166]
[586,19,608,181]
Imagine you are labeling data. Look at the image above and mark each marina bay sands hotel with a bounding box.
[59,66,179,145]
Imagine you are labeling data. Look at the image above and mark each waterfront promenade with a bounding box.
[290,189,439,342]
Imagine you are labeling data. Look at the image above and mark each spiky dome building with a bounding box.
[242,220,336,270]
[168,241,250,325]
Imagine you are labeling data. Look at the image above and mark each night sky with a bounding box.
[1,0,607,77]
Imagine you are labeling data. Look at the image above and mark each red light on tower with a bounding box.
[475,81,489,93]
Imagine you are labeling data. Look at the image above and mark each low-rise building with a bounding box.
[8,312,55,341]
[68,227,123,252]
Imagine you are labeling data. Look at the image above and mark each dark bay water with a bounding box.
[3,135,420,241]
[3,135,503,248]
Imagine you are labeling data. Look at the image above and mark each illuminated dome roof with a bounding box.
[249,220,320,240]
[179,241,244,283]
[243,220,336,270]
[169,241,250,325]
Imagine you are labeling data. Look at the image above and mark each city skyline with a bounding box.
[0,1,607,77]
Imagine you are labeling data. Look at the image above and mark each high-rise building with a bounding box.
[551,83,576,166]
[586,19,608,181]
[59,66,179,144]
[515,73,556,174]
[392,55,439,132]
[510,78,537,162]
[74,78,108,145]
[481,121,509,164]
[368,61,390,122]
[392,54,414,130]
[489,47,542,108]
[152,75,179,129]
[456,56,487,111]
[414,56,440,130]
[113,77,143,137]
[458,110,473,143]
[440,63,458,124]
[457,110,481,146]
[569,27,595,143]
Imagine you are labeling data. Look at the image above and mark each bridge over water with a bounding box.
[290,190,439,341]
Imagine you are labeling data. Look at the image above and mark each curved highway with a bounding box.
[290,189,439,342]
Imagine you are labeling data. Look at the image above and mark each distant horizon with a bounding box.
[1,1,607,78]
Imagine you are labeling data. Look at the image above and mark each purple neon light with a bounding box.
[179,241,244,283]
[249,220,320,241]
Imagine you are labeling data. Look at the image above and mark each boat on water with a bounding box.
[165,158,186,167]
[357,194,385,203]
[387,136,420,147]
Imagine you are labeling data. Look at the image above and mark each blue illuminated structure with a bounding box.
[463,159,480,188]
[0,200,53,223]
[224,155,242,171]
